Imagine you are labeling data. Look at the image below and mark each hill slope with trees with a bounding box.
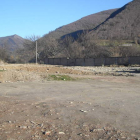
[0,34,24,51]
[0,35,25,62]
[88,0,140,40]
[43,9,118,39]
[23,0,140,62]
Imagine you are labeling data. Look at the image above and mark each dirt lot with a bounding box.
[0,64,140,140]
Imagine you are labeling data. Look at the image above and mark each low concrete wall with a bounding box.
[61,58,67,66]
[48,58,54,65]
[105,57,117,65]
[75,59,85,66]
[94,58,105,66]
[129,56,140,65]
[54,58,61,65]
[117,57,129,66]
[44,58,49,64]
[67,59,75,66]
[85,58,94,66]
[44,56,140,66]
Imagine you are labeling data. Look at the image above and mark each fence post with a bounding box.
[104,58,106,66]
[67,58,68,66]
[84,58,85,66]
[60,58,61,65]
[115,57,118,65]
[93,58,95,66]
[128,57,130,65]
[48,58,49,64]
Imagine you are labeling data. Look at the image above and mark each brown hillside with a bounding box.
[89,0,140,40]
[0,34,24,51]
[44,9,117,39]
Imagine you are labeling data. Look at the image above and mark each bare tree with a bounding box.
[15,35,41,63]
[0,47,9,62]
[38,36,60,61]
[60,35,74,58]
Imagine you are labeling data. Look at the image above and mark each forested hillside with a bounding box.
[89,0,140,40]
[43,9,117,39]
[0,35,24,62]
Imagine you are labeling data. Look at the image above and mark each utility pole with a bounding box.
[36,41,37,64]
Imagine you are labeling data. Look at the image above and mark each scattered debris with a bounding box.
[80,110,87,113]
[43,131,51,135]
[58,132,65,135]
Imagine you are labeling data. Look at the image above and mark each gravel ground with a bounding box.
[66,66,140,76]
[0,64,140,140]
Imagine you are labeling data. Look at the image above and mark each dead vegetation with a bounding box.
[0,64,91,83]
[0,64,140,83]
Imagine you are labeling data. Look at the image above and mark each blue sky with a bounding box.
[0,0,132,38]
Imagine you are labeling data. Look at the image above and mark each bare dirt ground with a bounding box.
[0,64,140,140]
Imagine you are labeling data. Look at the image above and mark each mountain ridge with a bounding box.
[57,0,139,41]
[43,8,118,39]
[0,34,24,51]
[88,0,140,40]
